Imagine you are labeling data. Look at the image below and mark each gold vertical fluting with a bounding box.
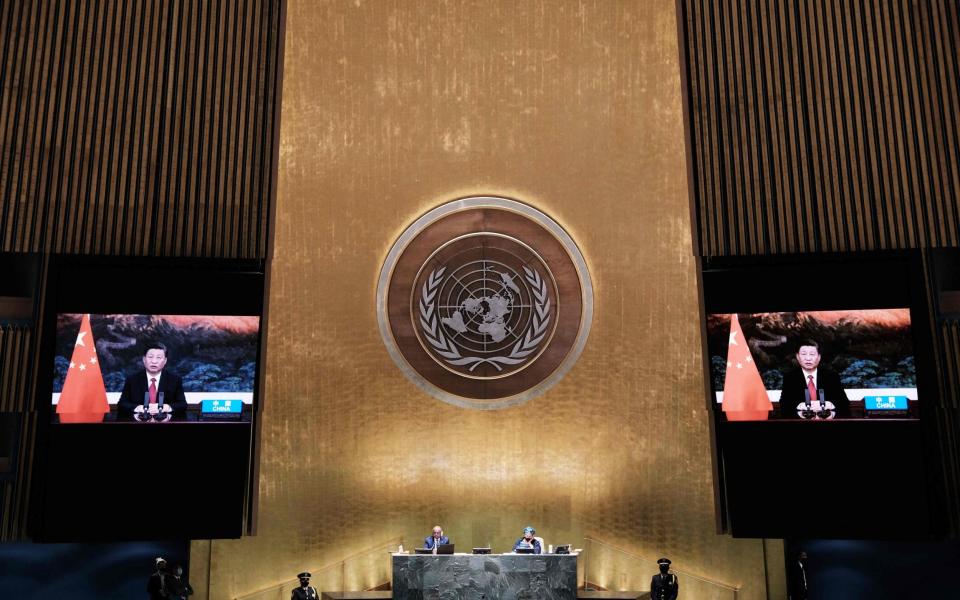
[679,0,960,256]
[199,1,768,598]
[0,0,282,258]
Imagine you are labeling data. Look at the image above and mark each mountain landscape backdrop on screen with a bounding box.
[53,314,260,393]
[706,309,915,392]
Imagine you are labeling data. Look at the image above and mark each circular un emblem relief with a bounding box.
[377,196,593,409]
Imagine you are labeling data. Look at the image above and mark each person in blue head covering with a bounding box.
[513,526,542,554]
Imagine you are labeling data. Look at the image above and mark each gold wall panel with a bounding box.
[198,1,771,598]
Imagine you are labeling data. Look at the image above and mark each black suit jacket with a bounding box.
[779,367,850,418]
[147,572,168,600]
[117,371,188,416]
[787,560,808,600]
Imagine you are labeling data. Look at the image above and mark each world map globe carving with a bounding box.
[440,266,522,347]
[377,196,593,409]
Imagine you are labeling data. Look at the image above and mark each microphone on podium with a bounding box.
[817,389,832,419]
[140,391,151,421]
[801,389,815,419]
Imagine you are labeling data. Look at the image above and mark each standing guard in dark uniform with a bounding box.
[650,557,679,600]
[291,572,319,600]
[148,557,170,600]
[168,563,194,600]
[787,551,809,600]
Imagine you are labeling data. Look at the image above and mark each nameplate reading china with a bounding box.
[377,197,593,409]
[863,396,909,411]
[200,399,243,414]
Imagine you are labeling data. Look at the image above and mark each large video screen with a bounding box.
[706,309,917,420]
[52,313,260,423]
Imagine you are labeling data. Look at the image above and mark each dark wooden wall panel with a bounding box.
[0,0,283,258]
[0,326,40,540]
[680,0,960,256]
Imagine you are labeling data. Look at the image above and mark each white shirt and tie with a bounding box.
[148,372,162,402]
[802,368,819,408]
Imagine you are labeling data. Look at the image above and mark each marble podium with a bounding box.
[392,552,578,600]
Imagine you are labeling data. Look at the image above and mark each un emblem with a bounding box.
[378,197,592,409]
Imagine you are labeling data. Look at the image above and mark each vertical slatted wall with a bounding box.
[0,0,284,540]
[0,0,282,258]
[678,0,960,534]
[0,326,39,540]
[680,0,960,256]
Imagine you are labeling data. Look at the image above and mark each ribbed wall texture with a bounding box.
[0,326,39,540]
[0,327,35,413]
[0,0,283,258]
[0,0,284,541]
[679,0,960,256]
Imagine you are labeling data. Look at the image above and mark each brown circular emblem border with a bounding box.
[377,197,593,409]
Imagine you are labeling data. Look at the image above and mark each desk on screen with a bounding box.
[392,552,578,600]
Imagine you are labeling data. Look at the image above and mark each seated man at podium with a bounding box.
[424,525,450,550]
[513,526,542,554]
[778,339,850,419]
[117,342,188,419]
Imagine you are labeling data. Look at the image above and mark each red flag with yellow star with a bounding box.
[56,314,108,422]
[721,314,772,421]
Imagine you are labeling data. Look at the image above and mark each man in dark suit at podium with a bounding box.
[779,339,850,419]
[116,342,188,418]
[424,525,450,551]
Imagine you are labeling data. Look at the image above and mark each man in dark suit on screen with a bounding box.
[117,342,188,418]
[779,339,850,419]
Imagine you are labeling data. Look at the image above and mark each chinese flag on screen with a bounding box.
[56,314,108,423]
[721,314,772,421]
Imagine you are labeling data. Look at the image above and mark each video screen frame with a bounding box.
[705,309,918,420]
[52,313,261,423]
[696,251,942,537]
[30,255,267,541]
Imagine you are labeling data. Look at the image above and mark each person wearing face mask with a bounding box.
[167,563,193,600]
[650,557,678,600]
[512,526,542,554]
[116,342,188,419]
[147,557,170,600]
[778,339,850,419]
[424,525,450,552]
[291,572,319,600]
